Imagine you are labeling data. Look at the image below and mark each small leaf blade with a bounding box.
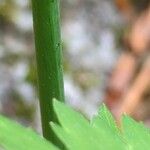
[0,115,59,150]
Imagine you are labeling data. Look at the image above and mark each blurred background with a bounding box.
[0,0,149,131]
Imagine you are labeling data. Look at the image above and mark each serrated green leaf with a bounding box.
[1,99,150,150]
[96,104,118,132]
[0,115,59,150]
[51,122,83,150]
[122,115,150,150]
[53,99,104,149]
[53,98,89,129]
[91,104,126,150]
[53,99,127,150]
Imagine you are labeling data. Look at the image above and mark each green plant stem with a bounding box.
[31,0,65,144]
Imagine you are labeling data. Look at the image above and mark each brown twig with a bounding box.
[115,57,150,118]
[105,52,136,109]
